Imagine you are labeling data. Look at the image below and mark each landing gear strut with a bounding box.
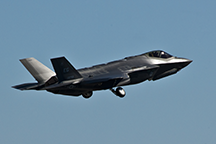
[110,87,126,98]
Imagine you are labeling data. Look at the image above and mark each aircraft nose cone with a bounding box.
[185,59,193,64]
[180,59,192,69]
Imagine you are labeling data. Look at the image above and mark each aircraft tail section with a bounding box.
[51,57,82,83]
[20,57,56,84]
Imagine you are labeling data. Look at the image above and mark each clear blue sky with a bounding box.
[1,0,216,144]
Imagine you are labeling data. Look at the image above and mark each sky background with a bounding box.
[1,0,216,144]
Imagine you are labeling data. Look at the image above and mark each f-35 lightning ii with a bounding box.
[12,50,192,98]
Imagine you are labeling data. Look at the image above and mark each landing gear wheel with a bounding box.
[82,91,93,99]
[110,87,126,98]
[116,87,126,98]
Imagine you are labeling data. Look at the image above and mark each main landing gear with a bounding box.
[110,87,126,98]
[82,91,93,99]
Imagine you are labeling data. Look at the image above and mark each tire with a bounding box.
[116,87,126,98]
[82,91,93,99]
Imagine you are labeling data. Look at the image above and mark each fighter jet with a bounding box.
[12,50,192,98]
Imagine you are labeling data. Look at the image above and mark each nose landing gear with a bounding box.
[110,87,126,98]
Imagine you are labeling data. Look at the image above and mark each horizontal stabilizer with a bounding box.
[51,57,82,83]
[12,83,39,90]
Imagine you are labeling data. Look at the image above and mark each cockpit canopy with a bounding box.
[146,50,173,59]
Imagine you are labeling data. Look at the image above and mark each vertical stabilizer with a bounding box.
[51,57,82,83]
[20,58,56,84]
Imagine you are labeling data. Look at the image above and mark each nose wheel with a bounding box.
[110,87,126,98]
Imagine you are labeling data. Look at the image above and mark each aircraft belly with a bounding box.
[79,78,122,90]
[45,77,123,93]
[47,89,82,96]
